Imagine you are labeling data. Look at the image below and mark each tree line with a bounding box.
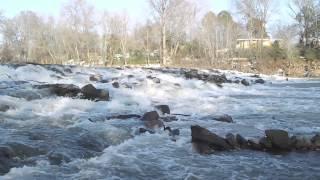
[0,0,319,67]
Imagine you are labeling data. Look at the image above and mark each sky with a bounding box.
[0,0,292,28]
[0,0,235,18]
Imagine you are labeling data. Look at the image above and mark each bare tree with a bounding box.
[61,0,96,64]
[236,0,274,59]
[148,0,172,65]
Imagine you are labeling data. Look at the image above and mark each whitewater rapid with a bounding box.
[0,64,319,180]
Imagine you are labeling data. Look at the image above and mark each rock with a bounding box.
[7,143,44,158]
[225,133,238,149]
[77,133,107,152]
[170,129,180,136]
[0,146,16,175]
[250,74,261,78]
[89,74,103,81]
[259,137,273,150]
[164,126,180,137]
[106,114,141,120]
[128,75,134,78]
[191,125,232,151]
[0,105,10,112]
[233,80,240,84]
[311,134,320,148]
[152,78,161,84]
[112,82,120,88]
[213,115,233,123]
[141,111,164,129]
[255,79,265,84]
[207,74,228,84]
[241,79,250,86]
[81,84,109,101]
[100,79,109,83]
[138,128,155,134]
[192,141,215,154]
[64,68,72,74]
[160,116,178,122]
[36,84,81,97]
[48,151,71,165]
[146,75,153,79]
[248,139,263,150]
[236,134,248,148]
[294,136,313,150]
[265,129,290,150]
[155,105,170,115]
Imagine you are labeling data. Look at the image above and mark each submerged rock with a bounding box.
[48,151,71,165]
[0,146,16,175]
[0,105,10,112]
[90,74,103,82]
[138,128,155,134]
[81,84,109,101]
[152,78,161,84]
[106,114,141,120]
[213,115,234,123]
[160,116,178,122]
[35,84,81,97]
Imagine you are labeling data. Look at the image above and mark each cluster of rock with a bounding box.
[34,83,109,101]
[183,69,265,86]
[191,125,320,154]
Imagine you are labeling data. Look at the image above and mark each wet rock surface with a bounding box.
[191,126,320,154]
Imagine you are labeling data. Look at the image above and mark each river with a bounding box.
[0,64,319,180]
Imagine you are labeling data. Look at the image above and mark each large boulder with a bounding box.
[191,125,232,151]
[141,111,164,129]
[81,84,109,101]
[225,133,238,149]
[236,134,248,148]
[265,129,290,151]
[259,137,273,149]
[155,105,170,115]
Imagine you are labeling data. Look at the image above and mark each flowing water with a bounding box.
[0,64,319,180]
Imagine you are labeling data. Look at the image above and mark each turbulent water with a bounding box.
[0,64,319,180]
